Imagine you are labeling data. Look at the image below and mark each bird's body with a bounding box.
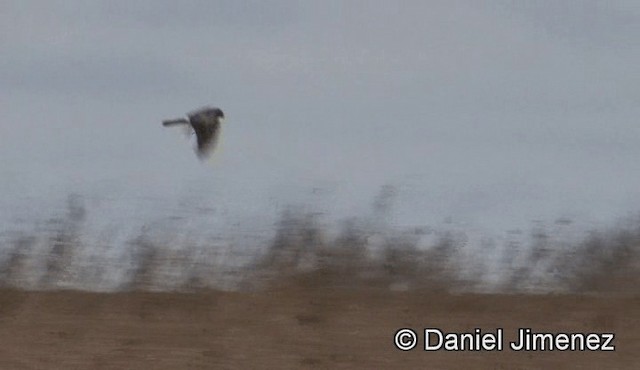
[162,107,225,159]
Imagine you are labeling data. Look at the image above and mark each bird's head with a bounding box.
[213,108,225,122]
[187,106,225,124]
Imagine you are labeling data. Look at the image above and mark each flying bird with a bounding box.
[162,107,225,159]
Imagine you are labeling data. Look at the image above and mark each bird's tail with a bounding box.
[162,118,189,126]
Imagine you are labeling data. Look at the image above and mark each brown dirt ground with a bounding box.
[0,277,637,369]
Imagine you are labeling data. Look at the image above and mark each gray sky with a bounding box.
[2,1,640,242]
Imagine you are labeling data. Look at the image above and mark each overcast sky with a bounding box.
[2,1,640,245]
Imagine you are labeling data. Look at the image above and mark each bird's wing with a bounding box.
[191,117,221,158]
[162,118,190,126]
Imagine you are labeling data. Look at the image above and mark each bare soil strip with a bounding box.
[0,281,637,369]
